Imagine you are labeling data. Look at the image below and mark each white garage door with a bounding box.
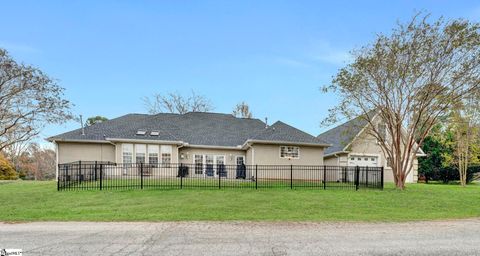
[348,155,378,167]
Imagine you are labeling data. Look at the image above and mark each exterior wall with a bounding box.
[178,147,245,165]
[245,147,254,165]
[57,142,115,164]
[114,142,179,164]
[251,144,324,165]
[250,143,325,180]
[324,153,348,166]
[333,123,418,183]
[323,121,422,184]
[177,147,246,179]
[57,141,329,181]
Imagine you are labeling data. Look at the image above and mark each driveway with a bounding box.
[1,219,479,256]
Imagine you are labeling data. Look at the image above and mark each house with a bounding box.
[48,112,330,179]
[317,113,425,183]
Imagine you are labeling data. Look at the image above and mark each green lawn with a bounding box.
[1,181,479,222]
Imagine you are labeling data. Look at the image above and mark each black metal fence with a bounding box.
[57,162,384,191]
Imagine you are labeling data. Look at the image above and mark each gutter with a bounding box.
[324,151,350,158]
[104,138,183,145]
[48,138,115,145]
[241,139,331,149]
[182,144,243,150]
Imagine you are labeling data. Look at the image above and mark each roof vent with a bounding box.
[150,131,160,136]
[136,130,147,136]
[265,117,269,129]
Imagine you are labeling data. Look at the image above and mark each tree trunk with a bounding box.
[392,166,406,190]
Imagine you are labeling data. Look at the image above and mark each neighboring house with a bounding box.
[317,113,425,183]
[48,112,329,178]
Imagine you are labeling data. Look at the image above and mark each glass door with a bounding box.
[216,155,226,177]
[236,156,246,179]
[205,155,215,177]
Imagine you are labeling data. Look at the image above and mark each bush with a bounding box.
[0,155,18,180]
[423,165,480,184]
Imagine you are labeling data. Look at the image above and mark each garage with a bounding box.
[348,155,379,167]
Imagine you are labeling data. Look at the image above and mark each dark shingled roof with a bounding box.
[317,114,371,155]
[252,121,327,145]
[49,112,328,147]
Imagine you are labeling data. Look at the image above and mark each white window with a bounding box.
[194,155,203,174]
[160,145,172,167]
[280,146,300,159]
[150,131,160,136]
[135,144,146,164]
[148,145,159,164]
[136,130,147,136]
[122,144,133,164]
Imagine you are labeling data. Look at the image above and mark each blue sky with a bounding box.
[1,0,479,146]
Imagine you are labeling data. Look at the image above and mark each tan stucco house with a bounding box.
[49,112,330,179]
[317,113,425,183]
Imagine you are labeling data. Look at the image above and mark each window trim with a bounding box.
[279,146,300,159]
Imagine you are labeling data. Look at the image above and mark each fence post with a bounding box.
[381,166,384,190]
[78,160,82,184]
[218,166,221,189]
[180,163,183,189]
[94,161,98,181]
[255,165,258,190]
[323,165,326,190]
[355,166,360,191]
[57,164,60,191]
[366,166,369,188]
[290,165,293,189]
[99,164,103,191]
[140,163,144,190]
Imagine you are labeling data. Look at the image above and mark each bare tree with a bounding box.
[15,143,56,180]
[232,101,252,118]
[322,13,480,189]
[143,90,213,114]
[0,49,72,151]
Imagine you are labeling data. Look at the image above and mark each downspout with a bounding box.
[104,139,117,163]
[54,141,59,181]
[177,143,185,163]
[334,153,339,166]
[246,143,254,165]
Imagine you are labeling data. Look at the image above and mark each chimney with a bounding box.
[265,117,268,128]
[80,115,85,136]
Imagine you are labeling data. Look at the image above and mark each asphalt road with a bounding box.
[1,219,479,256]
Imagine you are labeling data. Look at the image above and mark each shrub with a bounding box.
[423,165,480,184]
[0,154,18,180]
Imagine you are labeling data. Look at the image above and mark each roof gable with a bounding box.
[317,114,372,155]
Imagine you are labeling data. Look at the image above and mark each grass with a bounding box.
[0,180,479,222]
